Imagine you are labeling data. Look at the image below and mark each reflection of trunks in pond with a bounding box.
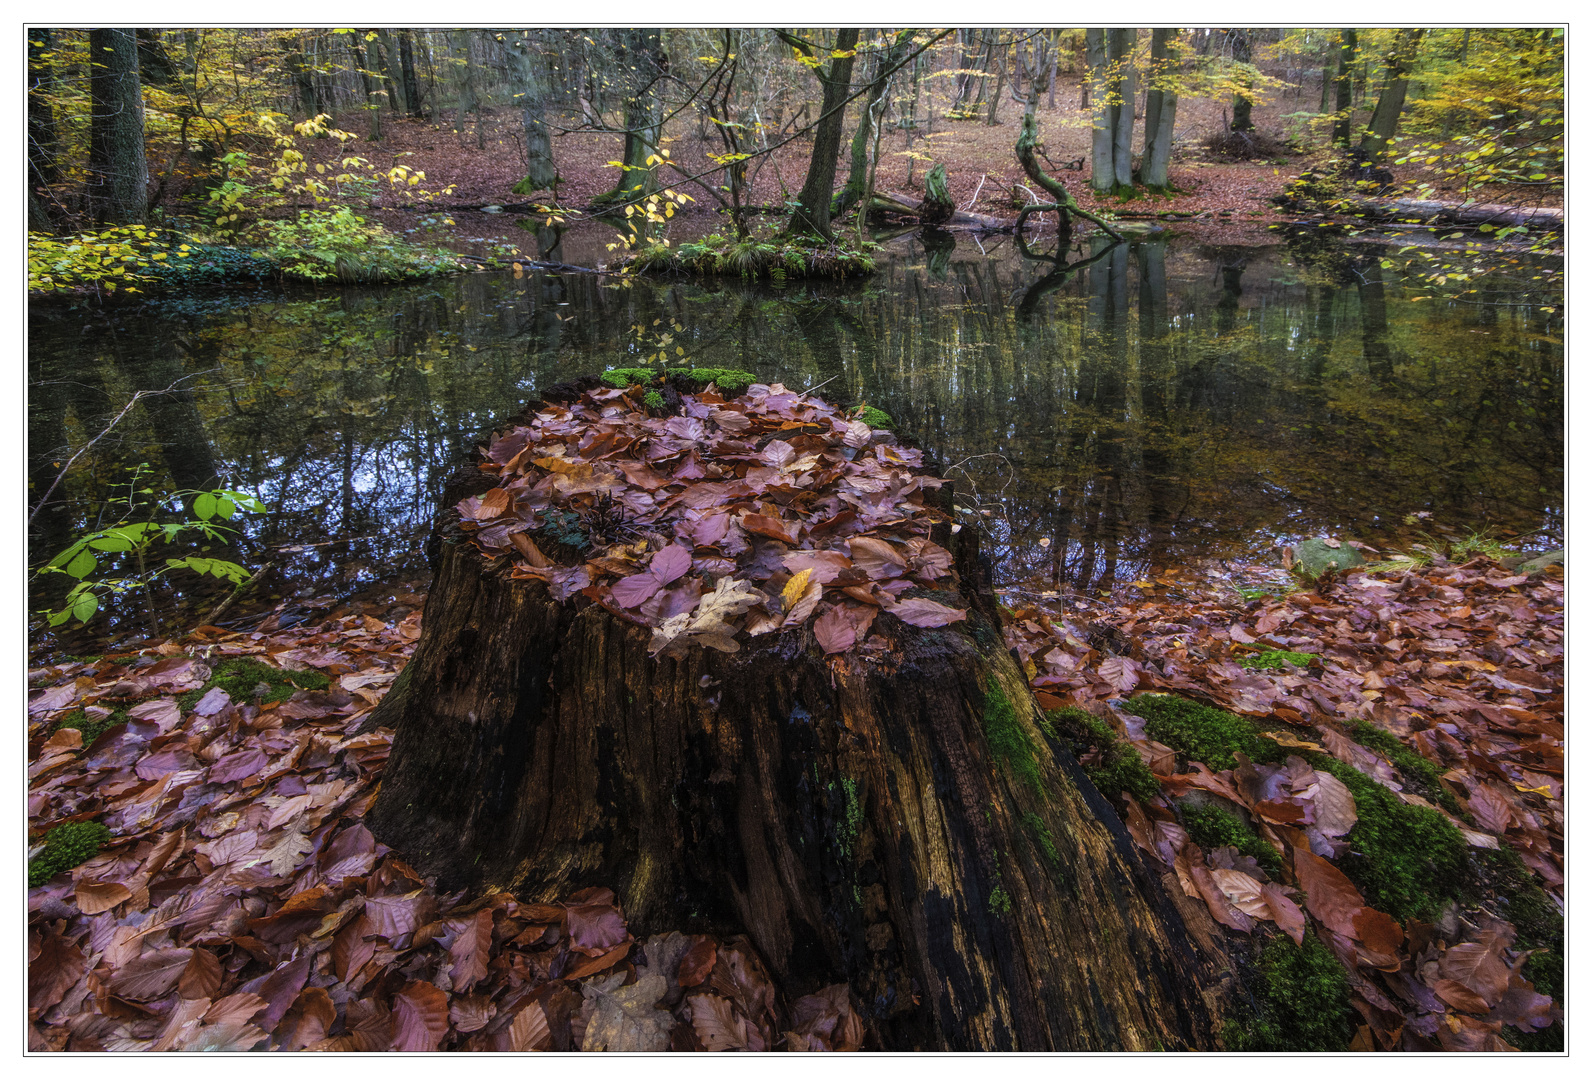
[27,229,1563,615]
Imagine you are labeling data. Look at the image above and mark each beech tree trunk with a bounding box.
[365,448,1230,1051]
[87,28,148,226]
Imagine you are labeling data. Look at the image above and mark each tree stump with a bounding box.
[364,378,1225,1050]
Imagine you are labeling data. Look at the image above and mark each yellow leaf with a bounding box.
[782,569,814,611]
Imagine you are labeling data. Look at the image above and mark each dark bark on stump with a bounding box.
[366,455,1226,1051]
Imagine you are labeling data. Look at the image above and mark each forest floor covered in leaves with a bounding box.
[28,450,1563,1052]
[291,82,1317,256]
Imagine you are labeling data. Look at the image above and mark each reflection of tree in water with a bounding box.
[28,233,1561,620]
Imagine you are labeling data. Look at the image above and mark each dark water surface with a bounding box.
[28,229,1563,633]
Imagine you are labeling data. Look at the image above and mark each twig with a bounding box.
[801,374,841,398]
[29,377,199,527]
[961,173,988,212]
[199,560,276,628]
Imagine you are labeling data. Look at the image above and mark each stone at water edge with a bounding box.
[1519,549,1564,575]
[1293,538,1365,578]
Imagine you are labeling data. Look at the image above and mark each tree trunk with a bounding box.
[1109,29,1136,189]
[348,33,379,141]
[1333,30,1357,146]
[398,30,423,118]
[787,28,861,240]
[504,31,559,197]
[1085,30,1113,191]
[87,28,148,226]
[374,29,407,117]
[1230,29,1254,132]
[451,30,482,148]
[606,28,667,203]
[28,27,60,202]
[1359,29,1424,162]
[1140,29,1178,190]
[365,441,1226,1051]
[836,31,912,219]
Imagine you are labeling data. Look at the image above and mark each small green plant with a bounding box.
[34,465,266,635]
[257,207,455,283]
[988,883,1012,916]
[643,390,665,410]
[29,821,112,887]
[1236,649,1316,671]
[983,684,1044,794]
[853,405,895,430]
[28,225,193,296]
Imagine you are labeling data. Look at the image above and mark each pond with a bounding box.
[28,227,1563,639]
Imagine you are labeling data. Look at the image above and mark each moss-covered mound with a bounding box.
[622,233,877,280]
[177,656,329,711]
[1223,932,1357,1052]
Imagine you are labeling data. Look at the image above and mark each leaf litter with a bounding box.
[1003,554,1563,1051]
[28,550,873,1054]
[454,379,964,657]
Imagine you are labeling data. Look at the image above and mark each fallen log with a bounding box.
[1295,195,1562,229]
[363,374,1228,1050]
[869,190,1015,231]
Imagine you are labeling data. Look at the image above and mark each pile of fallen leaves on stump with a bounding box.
[1004,553,1563,1051]
[454,378,966,656]
[28,608,863,1052]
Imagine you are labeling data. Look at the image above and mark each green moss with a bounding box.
[1124,694,1285,772]
[669,367,757,393]
[1045,706,1162,805]
[1346,719,1463,814]
[630,234,877,280]
[988,883,1012,917]
[52,708,119,747]
[29,821,112,887]
[600,367,659,389]
[854,406,895,430]
[983,685,1044,794]
[177,657,329,712]
[1021,811,1060,868]
[1236,649,1316,671]
[1309,756,1468,922]
[642,390,665,410]
[1182,803,1283,879]
[1223,932,1356,1052]
[1471,845,1561,983]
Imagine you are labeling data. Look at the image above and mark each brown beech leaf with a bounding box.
[1440,942,1510,1006]
[110,947,194,1001]
[691,993,749,1051]
[332,913,376,983]
[1210,868,1271,919]
[1189,863,1254,932]
[1304,770,1358,837]
[889,597,967,628]
[177,947,223,1000]
[29,930,84,1016]
[276,987,337,1051]
[649,544,694,586]
[449,994,497,1035]
[566,901,628,952]
[504,1002,551,1051]
[76,879,132,915]
[1261,884,1308,946]
[677,937,717,987]
[448,908,494,993]
[391,980,450,1052]
[1291,848,1367,940]
[846,536,906,579]
[1352,907,1405,956]
[511,531,552,568]
[741,513,799,545]
[1432,978,1492,1015]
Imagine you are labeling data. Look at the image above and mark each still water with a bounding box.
[28,229,1563,629]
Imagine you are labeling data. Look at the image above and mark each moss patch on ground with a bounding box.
[600,367,759,395]
[1223,932,1356,1052]
[1181,803,1283,878]
[52,707,121,747]
[30,821,112,887]
[854,406,895,430]
[1309,756,1468,923]
[1044,705,1161,805]
[177,656,329,712]
[625,234,877,280]
[1346,719,1463,814]
[1235,648,1316,671]
[1123,694,1286,772]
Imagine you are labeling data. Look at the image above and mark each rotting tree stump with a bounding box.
[363,387,1228,1051]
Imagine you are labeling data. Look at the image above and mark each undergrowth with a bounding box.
[1223,932,1356,1052]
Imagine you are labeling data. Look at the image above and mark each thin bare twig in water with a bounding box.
[801,373,841,398]
[29,375,207,527]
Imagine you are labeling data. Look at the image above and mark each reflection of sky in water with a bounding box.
[29,230,1562,620]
